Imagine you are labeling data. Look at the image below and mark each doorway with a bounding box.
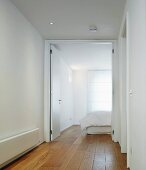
[44,40,117,142]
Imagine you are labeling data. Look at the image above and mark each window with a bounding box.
[87,70,112,112]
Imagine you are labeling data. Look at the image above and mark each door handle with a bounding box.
[59,100,62,104]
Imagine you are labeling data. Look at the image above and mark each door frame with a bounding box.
[44,39,117,142]
[119,25,127,153]
[119,9,130,168]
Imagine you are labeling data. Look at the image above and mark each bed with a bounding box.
[80,111,112,134]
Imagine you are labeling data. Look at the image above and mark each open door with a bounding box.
[50,45,61,140]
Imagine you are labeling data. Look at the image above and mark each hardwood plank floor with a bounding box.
[4,126,129,170]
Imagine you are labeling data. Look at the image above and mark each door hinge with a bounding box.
[112,49,114,54]
[50,49,52,54]
[50,129,52,135]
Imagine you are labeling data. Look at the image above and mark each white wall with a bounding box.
[60,57,73,131]
[73,70,88,124]
[126,0,146,169]
[0,0,44,143]
[119,37,127,153]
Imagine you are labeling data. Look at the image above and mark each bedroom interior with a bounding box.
[46,42,113,139]
[1,0,146,169]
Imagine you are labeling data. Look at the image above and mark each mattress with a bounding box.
[86,126,111,134]
[80,111,111,131]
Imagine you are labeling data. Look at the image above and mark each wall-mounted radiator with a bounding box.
[0,128,39,167]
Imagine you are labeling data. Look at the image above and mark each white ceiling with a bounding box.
[11,0,126,40]
[55,43,112,70]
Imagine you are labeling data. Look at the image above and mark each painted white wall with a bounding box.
[73,70,88,124]
[60,57,74,131]
[118,3,130,163]
[126,0,146,169]
[0,0,44,143]
[119,37,127,153]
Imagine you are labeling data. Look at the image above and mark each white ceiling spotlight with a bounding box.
[49,22,54,25]
[89,25,98,32]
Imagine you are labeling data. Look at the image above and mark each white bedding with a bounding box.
[80,111,111,131]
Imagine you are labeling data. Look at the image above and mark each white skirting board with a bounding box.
[0,128,39,167]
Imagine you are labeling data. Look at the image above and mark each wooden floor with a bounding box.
[5,126,128,170]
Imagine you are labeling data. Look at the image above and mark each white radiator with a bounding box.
[0,128,39,167]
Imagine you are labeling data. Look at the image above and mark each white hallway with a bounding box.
[0,0,146,170]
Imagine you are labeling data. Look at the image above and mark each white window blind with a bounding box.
[87,70,112,112]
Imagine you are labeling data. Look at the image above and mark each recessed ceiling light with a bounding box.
[49,22,54,25]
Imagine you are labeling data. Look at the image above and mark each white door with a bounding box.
[51,45,61,140]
